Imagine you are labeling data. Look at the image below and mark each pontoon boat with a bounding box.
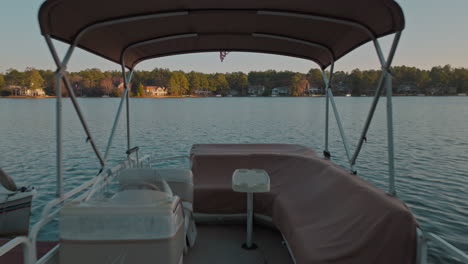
[1,0,467,263]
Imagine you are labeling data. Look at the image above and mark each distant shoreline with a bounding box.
[1,94,466,99]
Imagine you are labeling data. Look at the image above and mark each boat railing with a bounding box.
[0,236,34,263]
[416,228,468,264]
[3,156,145,264]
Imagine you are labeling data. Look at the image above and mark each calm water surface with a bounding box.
[0,97,467,262]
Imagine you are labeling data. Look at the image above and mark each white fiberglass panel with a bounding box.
[60,191,183,240]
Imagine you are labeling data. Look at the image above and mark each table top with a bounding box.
[232,169,270,193]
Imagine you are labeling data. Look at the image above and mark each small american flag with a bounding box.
[219,51,230,62]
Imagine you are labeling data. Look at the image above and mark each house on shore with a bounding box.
[271,86,289,96]
[248,85,265,96]
[397,84,418,95]
[194,89,212,96]
[306,84,322,95]
[144,86,167,96]
[425,86,457,95]
[332,81,348,95]
[229,89,240,96]
[25,88,46,96]
[5,85,45,96]
[6,85,26,96]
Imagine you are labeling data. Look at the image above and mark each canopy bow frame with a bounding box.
[30,2,468,263]
[322,31,402,195]
[40,3,404,199]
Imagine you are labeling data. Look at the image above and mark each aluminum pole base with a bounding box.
[242,192,258,250]
[242,243,258,250]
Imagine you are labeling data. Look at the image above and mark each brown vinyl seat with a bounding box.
[191,144,417,264]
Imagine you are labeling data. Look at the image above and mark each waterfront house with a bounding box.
[144,86,167,96]
[427,86,457,95]
[229,89,240,96]
[6,85,46,96]
[6,85,27,96]
[397,84,418,95]
[248,85,265,96]
[25,88,46,96]
[194,89,212,96]
[332,81,348,95]
[271,86,289,96]
[307,84,322,95]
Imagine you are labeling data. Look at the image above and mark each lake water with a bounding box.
[0,97,467,262]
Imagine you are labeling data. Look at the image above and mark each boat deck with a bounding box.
[1,224,292,264]
[185,224,293,264]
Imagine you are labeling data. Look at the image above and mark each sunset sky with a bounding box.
[1,0,467,73]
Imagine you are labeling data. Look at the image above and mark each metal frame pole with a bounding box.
[103,86,130,163]
[351,32,402,166]
[322,65,354,171]
[48,35,81,199]
[325,84,330,156]
[346,32,401,194]
[321,64,334,158]
[121,63,134,155]
[55,68,63,199]
[44,35,105,167]
[126,78,131,152]
[246,192,253,248]
[120,51,135,159]
[327,89,354,171]
[386,69,396,195]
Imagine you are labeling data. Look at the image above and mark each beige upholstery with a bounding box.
[119,168,194,203]
[60,226,185,264]
[118,168,198,248]
[59,180,186,264]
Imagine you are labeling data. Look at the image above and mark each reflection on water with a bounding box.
[0,97,467,263]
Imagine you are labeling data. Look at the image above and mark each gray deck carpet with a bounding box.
[184,224,294,264]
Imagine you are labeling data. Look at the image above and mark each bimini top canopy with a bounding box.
[38,0,404,70]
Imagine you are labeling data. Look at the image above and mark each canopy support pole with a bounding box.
[121,63,133,157]
[349,32,401,194]
[328,89,354,172]
[44,35,105,168]
[44,35,107,199]
[103,70,133,165]
[351,32,402,165]
[55,63,63,199]
[324,75,330,158]
[322,65,354,172]
[322,63,334,159]
[385,63,396,195]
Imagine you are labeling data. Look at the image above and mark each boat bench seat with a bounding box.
[118,168,198,247]
[59,188,185,264]
[118,168,194,204]
[58,168,197,264]
[191,144,418,264]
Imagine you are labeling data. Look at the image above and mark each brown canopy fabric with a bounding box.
[38,0,404,70]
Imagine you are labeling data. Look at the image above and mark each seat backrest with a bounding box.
[119,168,193,203]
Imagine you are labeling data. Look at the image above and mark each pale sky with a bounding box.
[0,0,467,74]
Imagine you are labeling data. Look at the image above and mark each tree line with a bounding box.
[0,64,467,97]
